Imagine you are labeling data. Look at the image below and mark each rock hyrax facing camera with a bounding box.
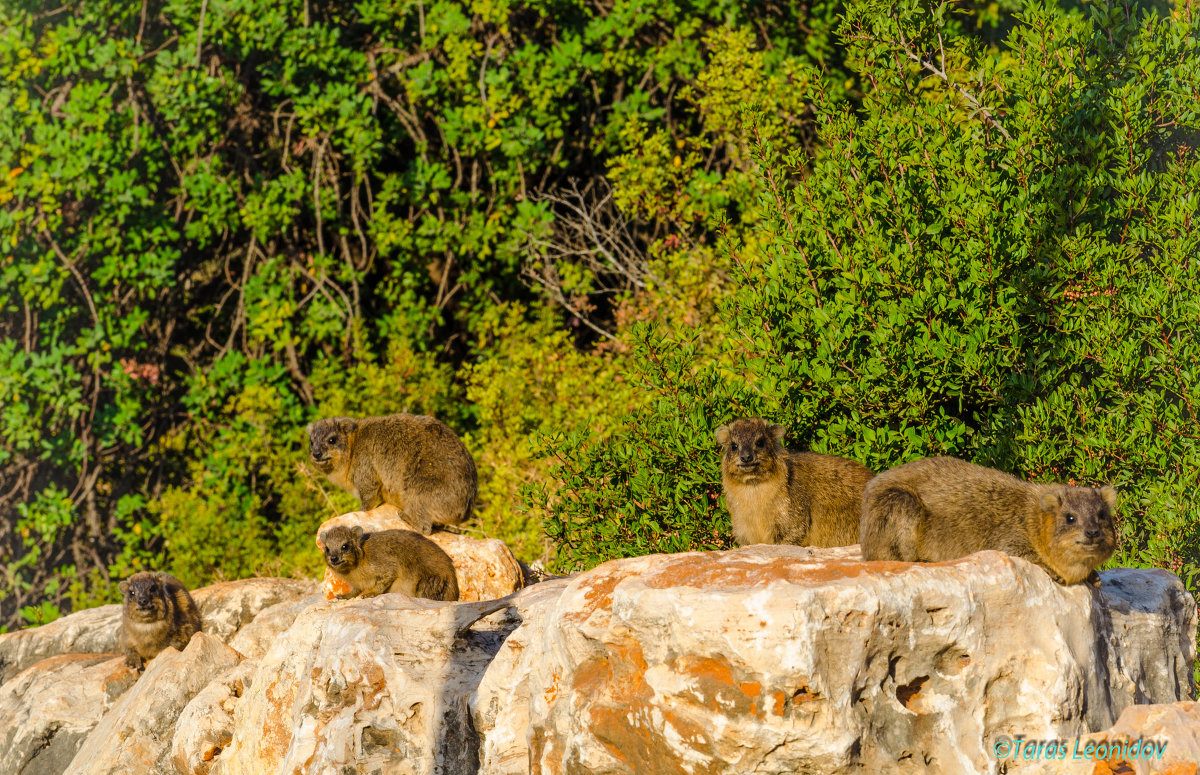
[860,456,1117,585]
[715,417,874,547]
[120,571,202,671]
[308,413,477,534]
[321,525,459,601]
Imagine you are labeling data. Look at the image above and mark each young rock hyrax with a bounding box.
[859,456,1117,584]
[321,525,460,601]
[715,417,874,547]
[119,571,203,670]
[308,413,478,534]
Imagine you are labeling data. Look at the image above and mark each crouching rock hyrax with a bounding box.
[715,417,874,547]
[120,571,203,670]
[321,524,460,601]
[307,413,478,534]
[859,455,1117,585]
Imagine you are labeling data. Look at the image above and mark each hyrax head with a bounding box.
[307,417,358,474]
[714,417,786,480]
[322,525,366,573]
[120,572,169,622]
[1039,484,1118,574]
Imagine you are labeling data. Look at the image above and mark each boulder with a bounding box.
[0,577,318,685]
[316,507,525,601]
[227,595,324,660]
[470,579,572,775]
[212,593,517,775]
[0,654,137,775]
[63,632,242,775]
[1040,701,1200,775]
[171,660,259,775]
[193,578,320,642]
[0,605,122,686]
[471,545,1196,775]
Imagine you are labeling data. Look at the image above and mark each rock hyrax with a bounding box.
[715,417,874,547]
[321,524,460,601]
[859,456,1117,584]
[119,571,203,670]
[308,413,478,534]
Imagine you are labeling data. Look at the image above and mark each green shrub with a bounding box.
[538,0,1200,594]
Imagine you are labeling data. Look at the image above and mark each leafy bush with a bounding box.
[538,0,1200,596]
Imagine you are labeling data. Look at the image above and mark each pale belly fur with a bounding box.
[725,476,789,546]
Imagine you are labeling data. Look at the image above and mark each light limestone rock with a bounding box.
[213,593,516,775]
[0,605,122,686]
[1040,701,1200,774]
[193,578,320,642]
[471,545,1195,775]
[171,660,259,775]
[470,579,571,775]
[0,654,137,775]
[0,577,318,685]
[227,594,324,660]
[63,632,241,775]
[316,506,525,602]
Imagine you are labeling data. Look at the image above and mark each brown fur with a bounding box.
[715,418,874,547]
[321,525,459,601]
[308,413,478,534]
[859,456,1117,585]
[119,572,202,670]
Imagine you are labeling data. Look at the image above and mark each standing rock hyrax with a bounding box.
[308,413,478,534]
[321,524,460,601]
[119,571,203,670]
[859,456,1117,584]
[715,417,874,547]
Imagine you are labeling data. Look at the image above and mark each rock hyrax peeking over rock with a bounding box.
[307,413,478,534]
[321,525,460,601]
[119,571,203,671]
[715,417,874,547]
[859,456,1117,585]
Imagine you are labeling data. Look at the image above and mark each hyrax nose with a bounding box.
[1085,526,1103,540]
[739,451,754,464]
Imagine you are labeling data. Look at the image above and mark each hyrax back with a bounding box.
[715,417,874,548]
[119,571,203,671]
[321,524,459,601]
[859,456,1117,585]
[308,413,478,534]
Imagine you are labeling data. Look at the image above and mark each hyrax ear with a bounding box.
[1099,485,1117,511]
[118,580,129,594]
[1039,490,1062,513]
[714,425,730,446]
[769,424,786,442]
[305,422,315,437]
[338,418,358,436]
[350,525,365,540]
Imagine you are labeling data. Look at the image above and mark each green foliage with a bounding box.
[0,0,845,624]
[539,0,1200,591]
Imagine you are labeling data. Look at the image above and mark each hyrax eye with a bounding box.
[1064,513,1076,524]
[342,543,350,551]
[756,437,765,448]
[730,442,738,451]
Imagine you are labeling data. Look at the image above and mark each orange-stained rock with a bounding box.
[0,577,318,685]
[213,593,516,775]
[1040,701,1200,775]
[0,653,137,775]
[470,544,1196,775]
[63,632,241,775]
[316,506,525,601]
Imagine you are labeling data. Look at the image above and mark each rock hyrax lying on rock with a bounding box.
[308,413,478,534]
[119,571,202,671]
[860,456,1117,585]
[715,417,874,547]
[321,525,460,601]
